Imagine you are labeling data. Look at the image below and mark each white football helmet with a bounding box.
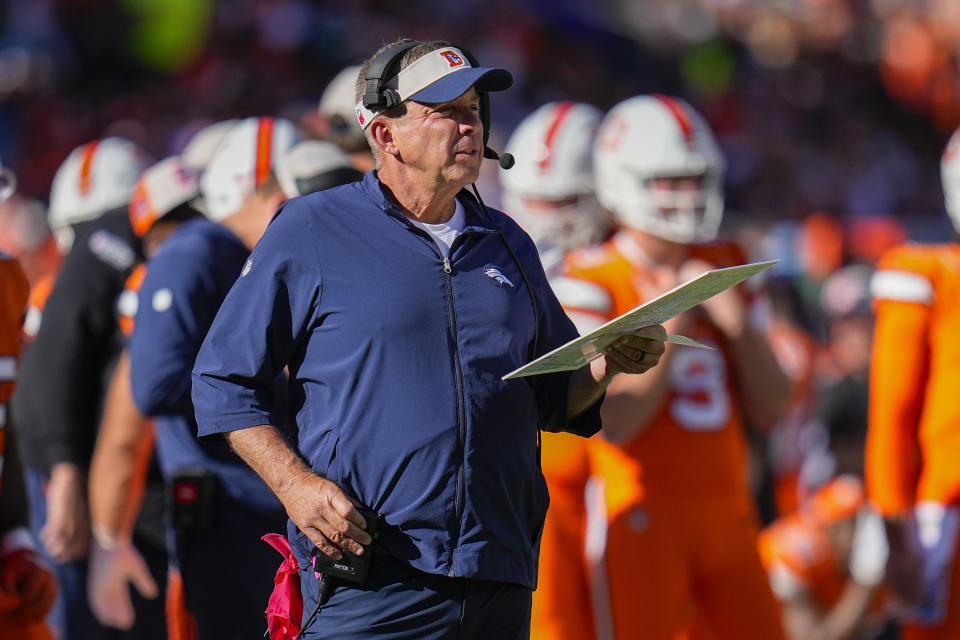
[129,156,201,237]
[48,137,151,250]
[941,126,960,235]
[181,119,240,174]
[319,65,367,152]
[500,102,610,254]
[594,95,725,243]
[200,116,298,221]
[0,155,16,204]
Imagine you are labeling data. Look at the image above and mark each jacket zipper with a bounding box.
[404,221,494,577]
[441,250,467,576]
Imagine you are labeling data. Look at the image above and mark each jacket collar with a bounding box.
[360,170,497,232]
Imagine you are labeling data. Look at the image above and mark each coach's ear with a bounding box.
[369,117,398,159]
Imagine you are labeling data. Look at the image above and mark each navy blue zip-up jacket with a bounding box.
[192,171,602,588]
[131,219,285,512]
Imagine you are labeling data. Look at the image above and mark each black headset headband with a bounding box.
[360,40,495,151]
[361,41,420,112]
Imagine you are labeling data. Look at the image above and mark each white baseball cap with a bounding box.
[129,156,201,237]
[181,119,240,173]
[49,137,151,234]
[200,117,298,221]
[274,140,361,198]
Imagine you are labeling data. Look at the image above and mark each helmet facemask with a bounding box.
[614,170,723,244]
[503,191,609,254]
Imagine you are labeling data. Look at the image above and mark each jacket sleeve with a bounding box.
[11,223,134,471]
[192,201,322,436]
[129,240,219,417]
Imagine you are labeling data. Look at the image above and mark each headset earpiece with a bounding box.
[362,41,422,111]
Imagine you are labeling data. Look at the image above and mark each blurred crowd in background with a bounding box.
[0,0,958,233]
[1,1,958,639]
[0,0,953,511]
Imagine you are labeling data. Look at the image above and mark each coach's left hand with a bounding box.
[603,325,666,375]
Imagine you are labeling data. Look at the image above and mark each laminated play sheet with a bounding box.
[502,260,779,380]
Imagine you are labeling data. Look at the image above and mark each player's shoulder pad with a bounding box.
[871,243,942,305]
[549,275,613,315]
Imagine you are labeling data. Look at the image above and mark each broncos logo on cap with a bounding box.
[439,50,465,68]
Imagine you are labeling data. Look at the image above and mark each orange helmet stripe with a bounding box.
[129,178,158,237]
[539,101,575,172]
[652,95,695,143]
[254,118,275,188]
[78,140,100,196]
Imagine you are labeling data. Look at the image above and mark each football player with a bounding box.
[759,475,889,640]
[87,155,204,633]
[564,95,791,639]
[500,101,612,640]
[865,124,960,639]
[0,166,57,639]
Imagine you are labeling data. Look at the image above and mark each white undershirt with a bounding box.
[409,199,466,256]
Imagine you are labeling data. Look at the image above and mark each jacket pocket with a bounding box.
[529,467,551,547]
[309,431,341,483]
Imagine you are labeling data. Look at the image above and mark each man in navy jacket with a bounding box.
[192,39,665,639]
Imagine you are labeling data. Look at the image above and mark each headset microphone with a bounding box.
[484,147,515,170]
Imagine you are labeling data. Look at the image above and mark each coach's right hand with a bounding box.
[281,473,373,559]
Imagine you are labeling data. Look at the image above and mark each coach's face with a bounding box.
[392,87,484,188]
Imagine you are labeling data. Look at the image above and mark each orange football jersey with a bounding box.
[565,231,753,509]
[867,243,960,515]
[0,252,29,494]
[531,266,611,640]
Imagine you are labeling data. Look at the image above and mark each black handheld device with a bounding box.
[311,506,383,585]
[170,468,218,533]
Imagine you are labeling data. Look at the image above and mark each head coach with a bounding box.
[191,38,665,639]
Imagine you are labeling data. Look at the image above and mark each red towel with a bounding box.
[262,533,303,640]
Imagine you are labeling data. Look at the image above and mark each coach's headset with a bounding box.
[360,40,515,169]
[358,40,540,359]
